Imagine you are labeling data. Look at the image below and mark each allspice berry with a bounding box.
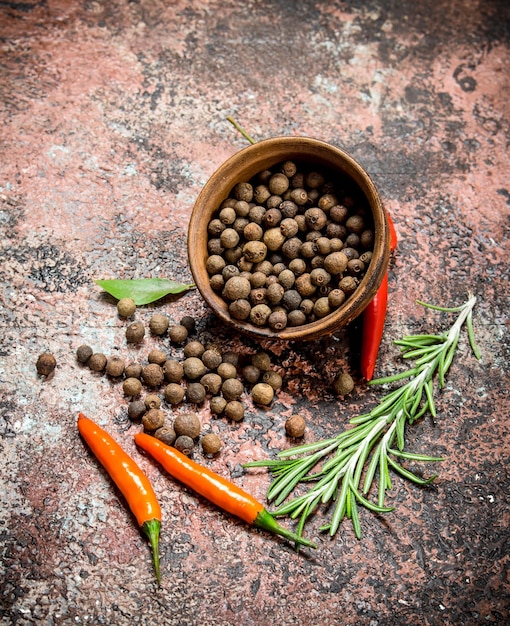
[250,303,272,326]
[168,324,188,344]
[333,372,355,396]
[217,362,237,380]
[117,297,136,318]
[123,377,142,397]
[183,340,206,359]
[180,315,196,333]
[262,370,283,390]
[76,345,93,364]
[36,353,57,377]
[201,348,223,370]
[242,365,261,384]
[174,435,194,456]
[285,414,306,438]
[182,357,206,380]
[89,353,107,372]
[125,362,143,379]
[251,382,274,406]
[163,359,184,383]
[251,352,271,372]
[154,426,176,447]
[142,408,165,432]
[222,276,251,301]
[221,378,244,401]
[209,395,227,415]
[186,382,206,404]
[128,400,146,421]
[200,373,223,395]
[164,383,185,405]
[174,412,201,439]
[324,251,348,275]
[142,364,164,388]
[105,356,125,378]
[224,400,245,421]
[144,394,162,410]
[148,349,167,366]
[268,310,287,331]
[149,314,169,336]
[126,321,145,344]
[201,433,222,455]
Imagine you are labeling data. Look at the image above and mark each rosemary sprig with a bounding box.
[244,295,480,540]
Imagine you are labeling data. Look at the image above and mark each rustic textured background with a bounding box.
[1,1,509,625]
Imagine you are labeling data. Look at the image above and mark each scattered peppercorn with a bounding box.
[144,394,162,410]
[164,383,185,405]
[123,377,143,397]
[285,414,306,438]
[163,359,184,383]
[36,353,57,377]
[201,433,222,455]
[201,349,223,370]
[223,400,244,422]
[142,408,165,432]
[168,324,188,344]
[182,357,206,381]
[333,372,355,396]
[221,378,244,401]
[126,322,145,344]
[180,315,196,333]
[142,364,164,388]
[174,435,195,456]
[183,341,205,359]
[128,400,146,421]
[186,382,206,404]
[117,298,136,318]
[251,382,274,406]
[125,362,143,379]
[262,370,283,390]
[154,425,177,447]
[88,353,107,372]
[209,395,227,415]
[174,413,201,439]
[149,313,169,336]
[148,349,167,366]
[251,352,271,372]
[76,345,93,364]
[105,356,125,378]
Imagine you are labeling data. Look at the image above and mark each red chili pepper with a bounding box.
[77,414,162,583]
[134,433,316,549]
[387,212,398,252]
[360,212,398,381]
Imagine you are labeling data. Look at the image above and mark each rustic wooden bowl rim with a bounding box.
[188,136,390,341]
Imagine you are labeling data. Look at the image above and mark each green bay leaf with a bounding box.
[95,278,195,305]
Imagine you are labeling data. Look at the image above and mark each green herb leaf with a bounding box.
[95,278,195,305]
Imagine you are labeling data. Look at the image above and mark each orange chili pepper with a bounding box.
[360,212,398,381]
[77,414,162,583]
[134,433,316,549]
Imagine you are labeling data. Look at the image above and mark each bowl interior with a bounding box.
[188,136,390,341]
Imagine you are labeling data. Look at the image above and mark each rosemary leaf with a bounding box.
[244,295,480,539]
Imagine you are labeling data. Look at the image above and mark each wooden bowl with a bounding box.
[187,137,390,341]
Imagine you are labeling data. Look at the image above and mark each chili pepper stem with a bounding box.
[254,508,317,549]
[142,519,161,585]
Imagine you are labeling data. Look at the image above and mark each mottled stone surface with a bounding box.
[1,1,509,625]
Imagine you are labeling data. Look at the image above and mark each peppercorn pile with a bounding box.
[73,298,328,455]
[206,161,375,330]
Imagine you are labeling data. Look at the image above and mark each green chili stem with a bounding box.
[253,508,317,548]
[142,519,161,585]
